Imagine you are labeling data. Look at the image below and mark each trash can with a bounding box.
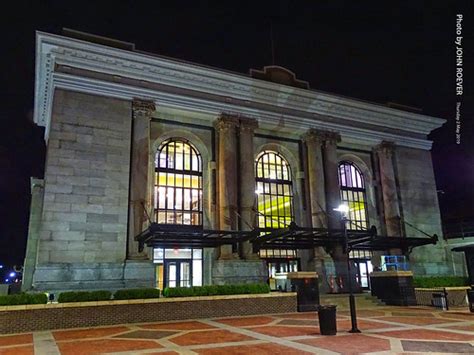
[317,305,337,335]
[467,290,474,313]
[432,293,446,310]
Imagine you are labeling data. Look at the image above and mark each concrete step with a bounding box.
[319,292,385,309]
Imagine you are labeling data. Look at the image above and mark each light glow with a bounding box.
[334,204,350,213]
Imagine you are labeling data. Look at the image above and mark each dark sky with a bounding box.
[0,1,472,269]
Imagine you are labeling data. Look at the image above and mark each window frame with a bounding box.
[154,138,203,226]
[255,150,295,232]
[338,161,369,231]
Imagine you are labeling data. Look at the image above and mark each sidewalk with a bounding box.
[0,306,472,354]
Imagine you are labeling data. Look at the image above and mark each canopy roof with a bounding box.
[136,222,438,253]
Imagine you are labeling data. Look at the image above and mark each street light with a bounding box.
[334,203,361,333]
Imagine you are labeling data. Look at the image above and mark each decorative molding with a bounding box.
[214,114,240,132]
[323,131,342,145]
[302,128,340,146]
[34,32,446,150]
[239,117,258,132]
[375,141,396,159]
[52,72,436,150]
[132,99,156,117]
[249,66,310,89]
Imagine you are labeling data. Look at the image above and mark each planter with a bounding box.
[0,292,297,334]
[370,271,416,306]
[414,287,470,308]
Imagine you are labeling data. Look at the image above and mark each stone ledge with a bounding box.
[0,292,297,334]
[0,292,296,312]
[370,271,414,277]
[414,287,470,291]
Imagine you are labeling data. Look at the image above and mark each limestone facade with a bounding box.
[23,32,461,292]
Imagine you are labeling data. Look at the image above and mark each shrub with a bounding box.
[0,293,48,306]
[163,283,271,298]
[413,276,469,288]
[58,290,112,303]
[114,288,161,300]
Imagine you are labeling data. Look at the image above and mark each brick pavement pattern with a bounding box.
[0,306,472,354]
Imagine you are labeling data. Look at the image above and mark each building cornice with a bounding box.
[35,31,446,150]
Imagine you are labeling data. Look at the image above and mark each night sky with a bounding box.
[0,1,472,273]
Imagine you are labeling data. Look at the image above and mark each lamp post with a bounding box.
[334,204,361,333]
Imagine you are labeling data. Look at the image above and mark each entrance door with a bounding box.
[266,259,299,290]
[353,259,372,290]
[165,260,191,288]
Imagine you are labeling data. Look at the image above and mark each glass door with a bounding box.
[353,259,372,290]
[165,260,191,288]
[179,261,191,287]
[265,258,299,291]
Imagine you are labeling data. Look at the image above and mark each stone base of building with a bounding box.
[30,261,155,292]
[212,259,267,285]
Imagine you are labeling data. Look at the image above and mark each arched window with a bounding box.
[338,161,369,230]
[155,139,202,225]
[255,151,294,230]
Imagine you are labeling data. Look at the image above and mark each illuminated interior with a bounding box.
[154,139,203,289]
[338,161,369,230]
[255,151,294,230]
[255,151,298,288]
[154,139,202,225]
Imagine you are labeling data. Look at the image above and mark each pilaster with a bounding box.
[239,118,259,259]
[302,129,327,228]
[127,99,155,259]
[376,141,402,238]
[322,131,342,230]
[22,178,45,291]
[215,114,240,259]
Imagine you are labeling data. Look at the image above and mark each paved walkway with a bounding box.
[0,306,473,354]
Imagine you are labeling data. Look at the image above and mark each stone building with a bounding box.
[23,30,463,292]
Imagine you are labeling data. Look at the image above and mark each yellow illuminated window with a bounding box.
[255,151,294,230]
[154,139,202,225]
[338,161,369,230]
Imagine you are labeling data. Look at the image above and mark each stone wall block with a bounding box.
[70,222,103,232]
[41,221,70,232]
[44,184,73,194]
[43,212,87,223]
[86,213,119,224]
[85,232,118,242]
[55,193,89,204]
[71,204,104,214]
[43,202,71,212]
[49,251,85,263]
[47,166,74,176]
[72,186,105,196]
[51,231,86,241]
[57,175,90,186]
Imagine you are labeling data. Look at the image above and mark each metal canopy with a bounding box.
[135,222,438,253]
[253,223,438,252]
[135,223,257,251]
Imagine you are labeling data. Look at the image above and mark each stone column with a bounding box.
[303,129,330,289]
[215,115,240,259]
[322,131,348,292]
[322,132,342,230]
[376,141,402,238]
[303,129,327,228]
[22,178,44,291]
[127,99,155,259]
[239,118,259,259]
